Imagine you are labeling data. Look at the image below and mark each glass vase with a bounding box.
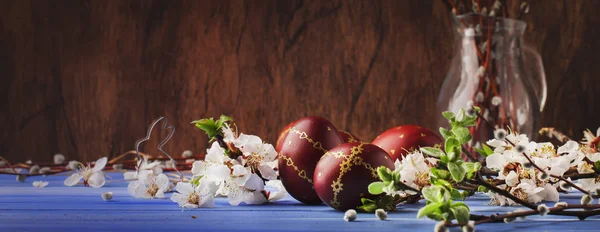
[436,13,547,152]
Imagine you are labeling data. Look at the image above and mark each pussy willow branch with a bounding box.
[446,204,600,227]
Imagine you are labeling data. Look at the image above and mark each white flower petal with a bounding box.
[91,157,107,172]
[206,142,227,163]
[486,153,505,170]
[258,164,278,180]
[175,182,195,194]
[123,171,138,180]
[259,143,278,162]
[557,141,579,154]
[88,171,106,188]
[155,190,165,199]
[64,173,83,186]
[170,193,187,206]
[33,181,49,188]
[155,174,170,191]
[486,139,506,148]
[505,171,519,187]
[543,183,559,202]
[182,203,199,209]
[244,191,267,205]
[191,161,207,176]
[245,173,265,191]
[587,153,600,162]
[227,188,244,206]
[222,123,237,144]
[199,194,215,208]
[234,134,263,154]
[266,180,288,202]
[210,165,231,183]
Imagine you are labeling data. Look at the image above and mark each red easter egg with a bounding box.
[314,142,394,211]
[338,130,361,143]
[278,116,344,204]
[276,121,296,152]
[372,125,442,161]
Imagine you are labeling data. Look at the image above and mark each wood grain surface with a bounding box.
[1,0,599,162]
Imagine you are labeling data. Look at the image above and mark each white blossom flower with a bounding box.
[39,167,52,174]
[128,170,170,199]
[54,154,65,164]
[32,181,49,188]
[537,204,549,216]
[124,156,163,180]
[191,142,231,183]
[64,157,107,188]
[396,151,435,192]
[170,181,214,208]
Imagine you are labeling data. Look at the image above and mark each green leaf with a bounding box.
[445,138,460,157]
[442,111,455,121]
[462,162,481,179]
[430,168,451,180]
[455,109,465,122]
[451,126,472,144]
[358,202,378,213]
[451,202,469,208]
[420,147,444,158]
[368,182,386,195]
[417,202,442,218]
[450,188,463,200]
[447,151,458,162]
[439,128,452,140]
[594,161,600,173]
[361,198,375,205]
[391,170,401,183]
[450,205,470,224]
[422,186,443,203]
[377,166,393,183]
[192,118,220,138]
[440,155,449,164]
[477,185,488,192]
[448,162,466,182]
[482,143,494,154]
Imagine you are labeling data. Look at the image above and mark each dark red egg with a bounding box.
[278,116,344,204]
[314,142,394,211]
[371,125,442,161]
[276,121,296,152]
[338,130,361,143]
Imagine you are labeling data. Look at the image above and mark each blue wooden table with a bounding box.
[1,172,598,231]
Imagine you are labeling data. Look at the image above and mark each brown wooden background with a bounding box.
[1,0,599,162]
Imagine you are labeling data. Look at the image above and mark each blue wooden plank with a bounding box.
[0,172,598,231]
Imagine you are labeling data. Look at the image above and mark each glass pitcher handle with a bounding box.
[523,45,548,112]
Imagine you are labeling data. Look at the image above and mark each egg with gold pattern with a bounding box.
[278,116,344,204]
[314,142,394,211]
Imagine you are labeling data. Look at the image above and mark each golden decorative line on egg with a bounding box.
[329,142,367,208]
[288,127,328,153]
[340,131,358,143]
[278,152,313,184]
[321,150,346,160]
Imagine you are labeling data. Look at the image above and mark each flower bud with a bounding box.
[461,221,475,232]
[54,154,65,164]
[112,164,124,171]
[581,194,593,205]
[434,221,448,232]
[375,209,387,220]
[494,129,507,140]
[503,217,516,223]
[554,202,568,208]
[102,192,113,201]
[537,204,549,216]
[29,165,40,175]
[39,167,52,174]
[182,150,193,158]
[343,209,357,222]
[16,174,26,182]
